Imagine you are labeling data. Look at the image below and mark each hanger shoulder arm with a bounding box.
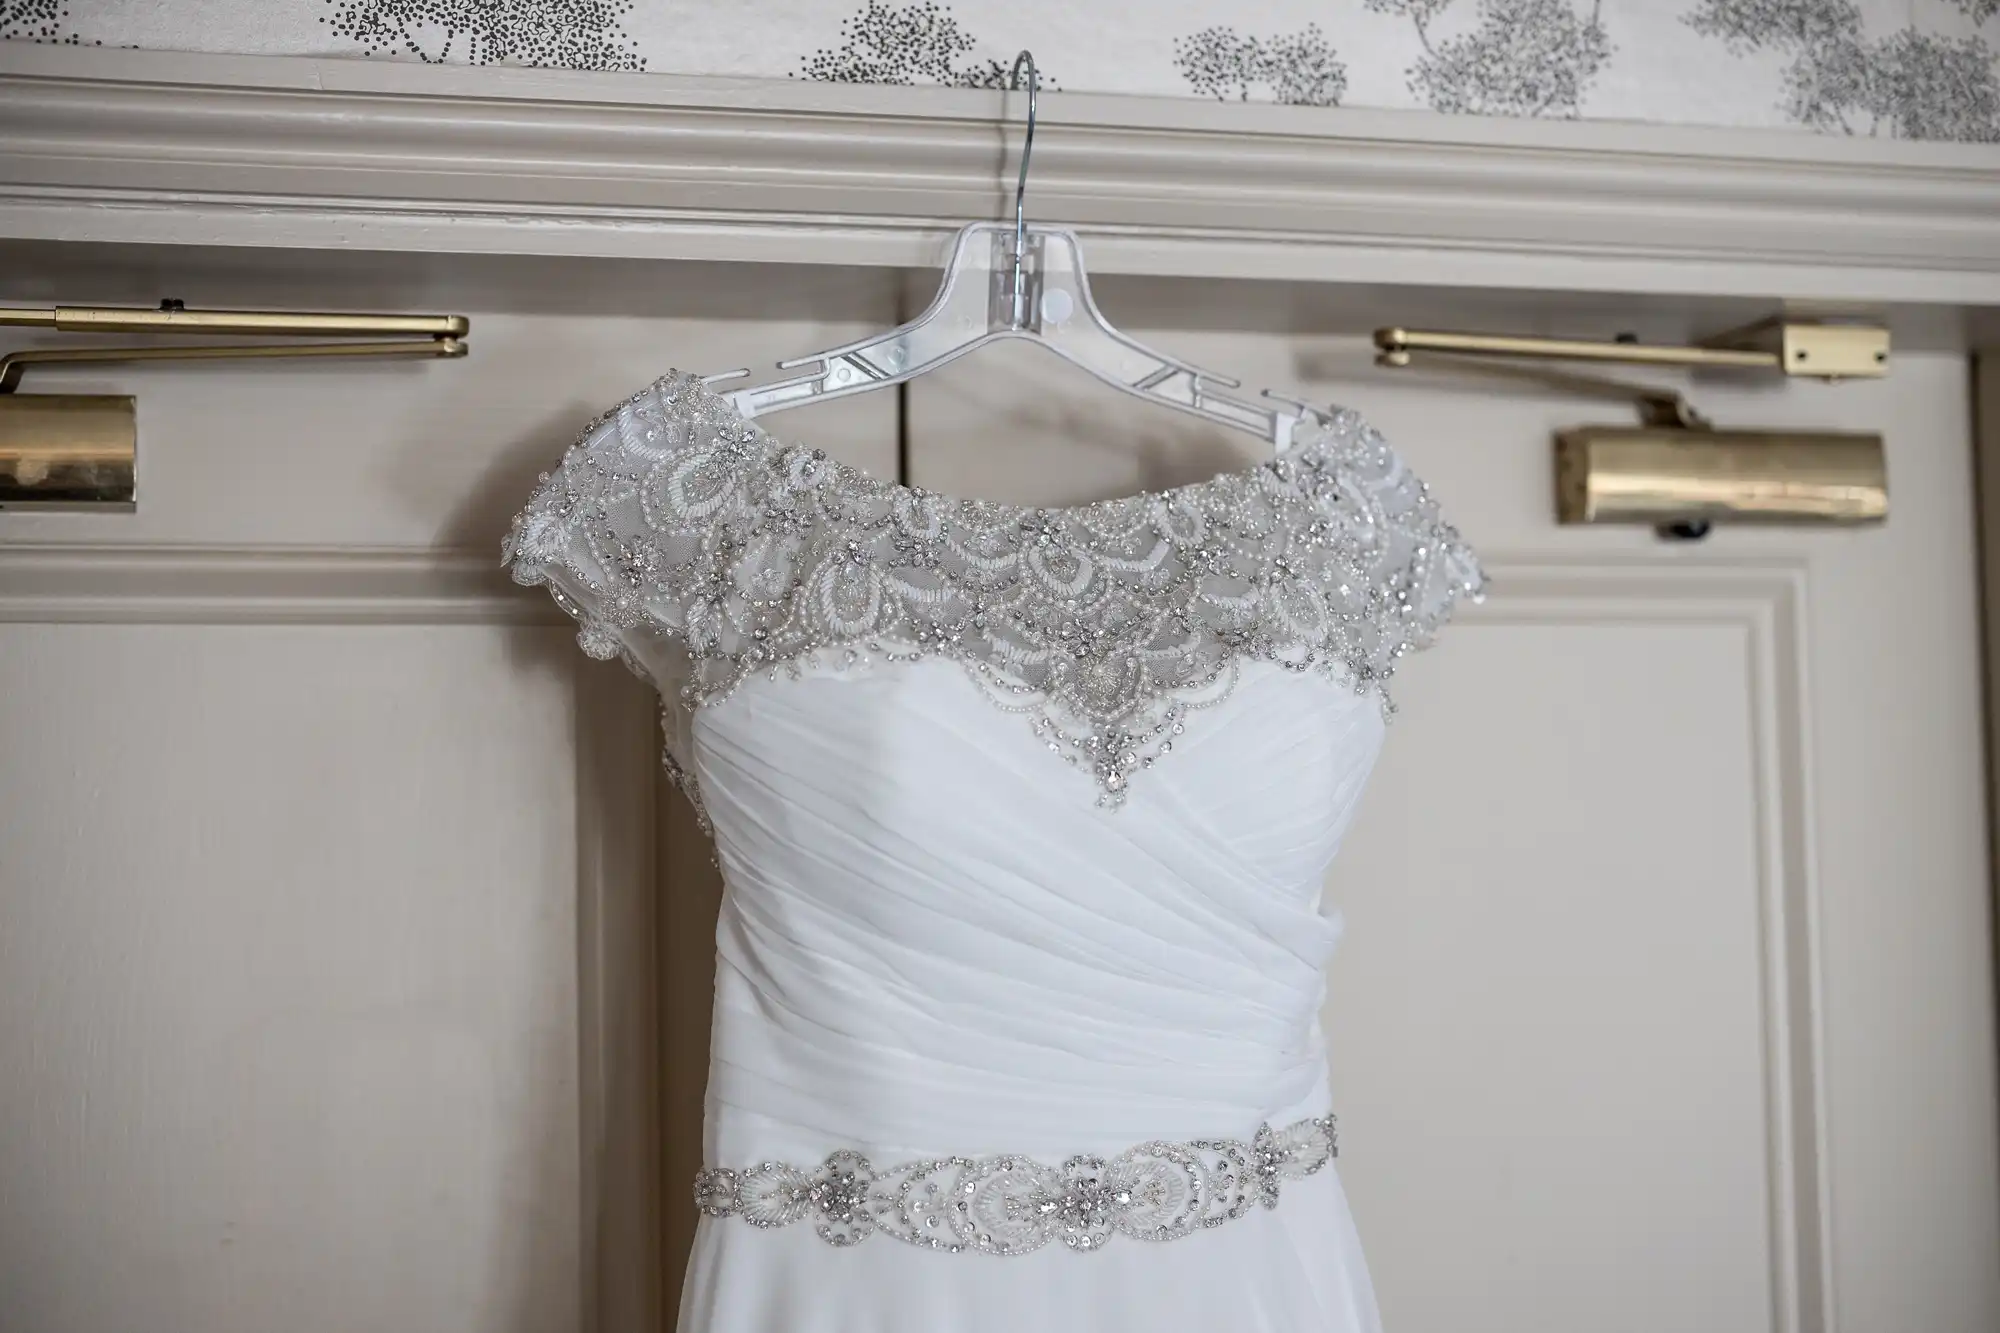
[713,223,1316,453]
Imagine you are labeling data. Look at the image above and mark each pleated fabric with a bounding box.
[672,653,1390,1333]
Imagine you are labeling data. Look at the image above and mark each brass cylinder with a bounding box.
[1555,426,1887,526]
[0,394,138,510]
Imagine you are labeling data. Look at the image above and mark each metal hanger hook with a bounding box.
[1007,50,1038,330]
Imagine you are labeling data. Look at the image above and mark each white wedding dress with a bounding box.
[505,371,1484,1332]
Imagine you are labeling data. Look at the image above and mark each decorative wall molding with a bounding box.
[0,542,563,624]
[3,46,1999,305]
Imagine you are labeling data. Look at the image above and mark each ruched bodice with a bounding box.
[699,654,1383,1167]
[504,371,1483,1332]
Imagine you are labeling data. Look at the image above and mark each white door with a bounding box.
[899,333,2000,1333]
[3,266,1996,1333]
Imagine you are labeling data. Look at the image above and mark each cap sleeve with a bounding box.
[1295,408,1486,696]
[502,377,713,822]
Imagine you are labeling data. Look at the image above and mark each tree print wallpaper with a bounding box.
[321,0,646,70]
[10,0,1999,142]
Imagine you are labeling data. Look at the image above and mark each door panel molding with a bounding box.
[0,543,562,624]
[1473,558,1827,1333]
[0,538,661,1333]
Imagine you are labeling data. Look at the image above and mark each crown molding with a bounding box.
[4,46,2000,305]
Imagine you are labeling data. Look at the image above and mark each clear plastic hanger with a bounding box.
[704,51,1320,454]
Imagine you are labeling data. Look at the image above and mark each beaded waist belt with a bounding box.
[692,1112,1336,1256]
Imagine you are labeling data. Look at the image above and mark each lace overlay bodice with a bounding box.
[503,371,1484,811]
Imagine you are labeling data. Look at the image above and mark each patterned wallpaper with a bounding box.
[7,1,1999,142]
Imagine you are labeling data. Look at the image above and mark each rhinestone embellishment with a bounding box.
[503,371,1485,809]
[691,1114,1337,1256]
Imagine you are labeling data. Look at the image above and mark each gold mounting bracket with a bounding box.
[1370,349,1711,428]
[0,304,468,339]
[1374,318,1889,381]
[1697,316,1890,380]
[0,338,468,394]
[0,301,471,510]
[1366,323,1888,533]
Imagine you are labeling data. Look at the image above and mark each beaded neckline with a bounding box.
[505,370,1485,810]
